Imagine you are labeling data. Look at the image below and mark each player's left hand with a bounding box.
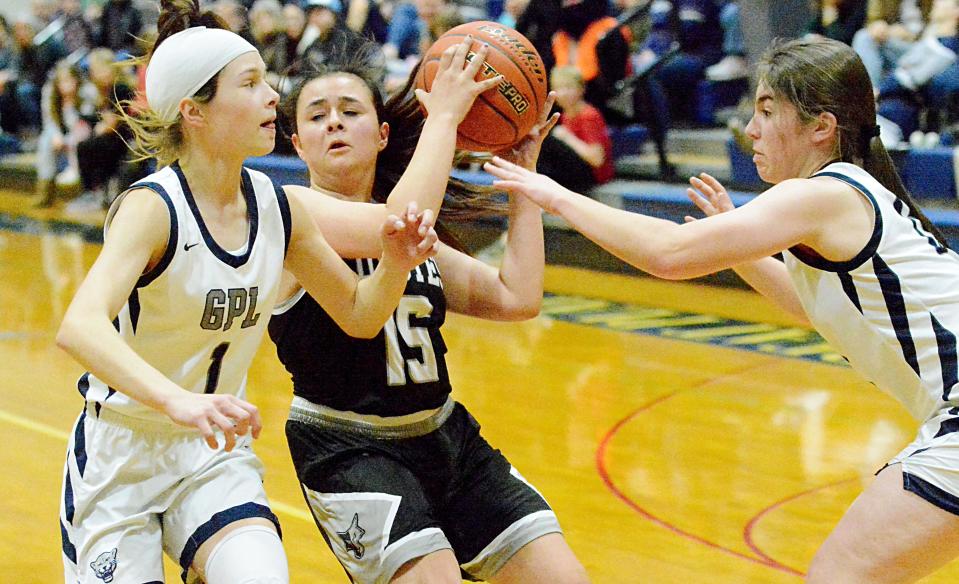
[495,91,559,171]
[684,172,736,223]
[483,156,572,214]
[380,201,439,271]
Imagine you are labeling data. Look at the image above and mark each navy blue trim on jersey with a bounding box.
[837,272,862,313]
[177,502,281,582]
[64,470,75,523]
[274,181,292,258]
[873,255,920,375]
[77,372,90,398]
[789,171,883,272]
[128,289,141,335]
[935,417,959,438]
[894,194,948,254]
[130,181,179,288]
[932,314,959,401]
[902,471,959,516]
[73,409,87,477]
[173,161,258,269]
[60,520,77,564]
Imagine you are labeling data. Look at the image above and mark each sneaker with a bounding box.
[55,166,80,188]
[65,190,105,215]
[706,55,749,81]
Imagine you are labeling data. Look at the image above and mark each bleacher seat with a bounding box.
[0,134,20,157]
[894,147,956,200]
[726,138,765,191]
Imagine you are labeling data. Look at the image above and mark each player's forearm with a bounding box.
[56,312,184,411]
[341,257,411,338]
[731,258,810,323]
[492,195,545,320]
[385,113,459,217]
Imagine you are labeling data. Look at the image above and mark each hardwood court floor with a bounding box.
[2,188,959,582]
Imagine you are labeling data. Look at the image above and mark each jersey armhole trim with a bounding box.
[275,181,292,258]
[108,181,179,289]
[788,170,883,273]
[273,287,306,315]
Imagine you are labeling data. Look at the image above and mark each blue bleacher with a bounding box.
[695,78,749,125]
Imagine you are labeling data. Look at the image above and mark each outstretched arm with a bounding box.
[483,157,833,280]
[686,173,809,322]
[284,197,439,338]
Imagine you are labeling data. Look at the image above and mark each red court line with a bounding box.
[742,477,857,570]
[595,371,805,577]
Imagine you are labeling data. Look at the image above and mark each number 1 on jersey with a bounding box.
[205,342,231,394]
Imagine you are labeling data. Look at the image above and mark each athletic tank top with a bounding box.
[269,257,452,417]
[784,162,959,420]
[77,162,291,423]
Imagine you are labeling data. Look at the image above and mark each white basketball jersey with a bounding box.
[784,162,959,421]
[78,163,291,423]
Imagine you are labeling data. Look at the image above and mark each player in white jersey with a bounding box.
[53,0,498,581]
[485,36,959,583]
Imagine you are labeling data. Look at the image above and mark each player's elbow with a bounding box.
[645,249,693,280]
[55,313,83,355]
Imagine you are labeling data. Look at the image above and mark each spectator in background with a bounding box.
[516,0,561,74]
[497,0,530,28]
[283,2,307,67]
[295,0,370,74]
[705,1,749,80]
[344,0,390,43]
[805,0,868,45]
[55,0,95,55]
[67,48,133,214]
[30,0,58,27]
[10,15,68,136]
[213,0,256,43]
[35,61,90,207]
[97,0,143,56]
[538,65,613,192]
[0,15,19,137]
[852,0,931,89]
[876,0,959,139]
[383,0,447,60]
[250,0,291,74]
[636,0,723,122]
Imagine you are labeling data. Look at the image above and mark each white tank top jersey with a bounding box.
[77,163,291,423]
[784,162,959,421]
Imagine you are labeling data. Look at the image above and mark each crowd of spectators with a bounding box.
[3,0,959,209]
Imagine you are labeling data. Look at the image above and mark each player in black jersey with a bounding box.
[268,40,590,583]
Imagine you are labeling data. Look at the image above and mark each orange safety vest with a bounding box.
[552,17,633,82]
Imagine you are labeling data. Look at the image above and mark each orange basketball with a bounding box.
[415,21,547,152]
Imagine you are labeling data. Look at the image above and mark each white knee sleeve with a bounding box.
[203,525,289,584]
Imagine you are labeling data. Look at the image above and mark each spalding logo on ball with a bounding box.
[415,21,548,152]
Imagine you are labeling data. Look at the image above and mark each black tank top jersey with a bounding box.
[269,257,452,416]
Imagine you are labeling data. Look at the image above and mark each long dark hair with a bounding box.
[120,0,230,165]
[279,37,505,247]
[757,37,949,248]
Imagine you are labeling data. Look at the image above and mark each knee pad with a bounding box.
[203,525,289,584]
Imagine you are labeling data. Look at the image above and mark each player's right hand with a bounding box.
[163,391,262,451]
[415,36,503,125]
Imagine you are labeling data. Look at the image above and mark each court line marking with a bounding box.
[595,363,809,578]
[0,407,314,523]
[742,477,857,572]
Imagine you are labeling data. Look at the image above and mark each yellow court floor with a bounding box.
[2,189,958,582]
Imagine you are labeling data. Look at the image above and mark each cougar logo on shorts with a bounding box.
[90,548,118,582]
[337,513,367,559]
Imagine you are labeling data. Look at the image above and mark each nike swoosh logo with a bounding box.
[184,242,200,251]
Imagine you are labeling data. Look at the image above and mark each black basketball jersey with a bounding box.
[269,257,452,416]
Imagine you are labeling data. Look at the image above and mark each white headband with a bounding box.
[145,27,258,123]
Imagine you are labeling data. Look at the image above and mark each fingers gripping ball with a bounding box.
[416,21,547,151]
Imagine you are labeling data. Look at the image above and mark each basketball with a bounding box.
[415,21,548,152]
